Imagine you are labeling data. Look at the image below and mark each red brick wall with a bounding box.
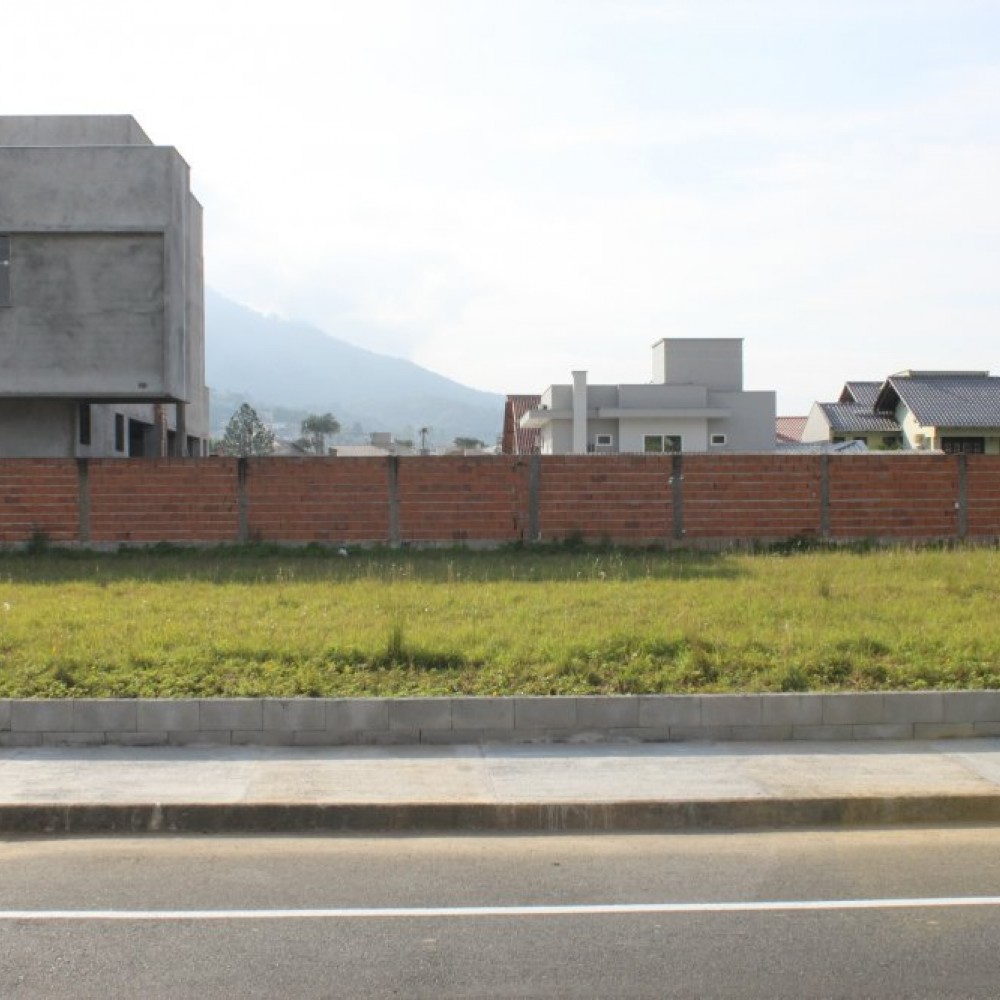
[682,455,822,540]
[0,460,79,543]
[537,455,673,543]
[0,455,997,548]
[967,456,1000,539]
[828,455,958,538]
[89,459,239,544]
[245,457,390,543]
[397,457,530,543]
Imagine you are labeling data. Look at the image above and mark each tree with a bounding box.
[300,412,341,455]
[453,436,485,451]
[220,403,275,457]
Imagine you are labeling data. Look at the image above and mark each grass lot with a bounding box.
[0,544,998,697]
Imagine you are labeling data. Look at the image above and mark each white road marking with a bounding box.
[2,897,1000,920]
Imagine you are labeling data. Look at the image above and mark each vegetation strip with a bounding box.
[0,545,998,698]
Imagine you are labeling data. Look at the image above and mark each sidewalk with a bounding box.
[4,740,1000,834]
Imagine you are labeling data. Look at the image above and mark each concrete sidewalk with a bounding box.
[5,740,1000,834]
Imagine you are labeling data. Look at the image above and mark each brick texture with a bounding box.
[682,454,822,540]
[0,455,997,547]
[537,455,673,543]
[89,458,239,544]
[0,460,79,543]
[828,455,957,539]
[245,457,390,543]
[967,455,1000,539]
[397,456,530,543]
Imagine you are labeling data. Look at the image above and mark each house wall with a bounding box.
[800,403,831,443]
[708,391,776,451]
[618,417,708,453]
[2,454,998,548]
[652,338,743,390]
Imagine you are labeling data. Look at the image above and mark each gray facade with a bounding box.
[522,339,776,454]
[0,115,208,456]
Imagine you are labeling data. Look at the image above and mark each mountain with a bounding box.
[204,291,505,447]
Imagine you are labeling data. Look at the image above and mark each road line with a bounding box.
[3,897,1000,921]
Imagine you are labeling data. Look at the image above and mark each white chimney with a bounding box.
[572,370,588,455]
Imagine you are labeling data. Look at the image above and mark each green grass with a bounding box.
[0,544,998,697]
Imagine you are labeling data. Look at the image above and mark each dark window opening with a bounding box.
[78,403,92,446]
[942,437,985,455]
[128,418,154,457]
[0,235,10,307]
[114,413,125,452]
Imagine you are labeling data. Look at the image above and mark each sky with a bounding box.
[7,0,1000,414]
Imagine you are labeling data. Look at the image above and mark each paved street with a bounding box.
[3,827,1000,997]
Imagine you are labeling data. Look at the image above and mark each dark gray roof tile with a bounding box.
[884,376,1000,427]
[818,402,900,433]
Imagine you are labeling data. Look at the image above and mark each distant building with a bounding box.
[501,395,541,455]
[803,371,1000,453]
[0,115,208,457]
[516,339,776,454]
[775,416,807,446]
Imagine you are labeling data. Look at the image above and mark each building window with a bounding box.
[942,437,985,455]
[114,413,125,453]
[78,403,92,446]
[594,434,613,448]
[710,433,726,446]
[643,434,681,454]
[0,235,9,307]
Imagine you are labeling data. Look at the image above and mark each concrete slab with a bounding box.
[2,739,1000,833]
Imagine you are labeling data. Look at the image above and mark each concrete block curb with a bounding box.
[3,692,1000,747]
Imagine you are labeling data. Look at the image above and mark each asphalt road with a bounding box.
[3,827,1000,998]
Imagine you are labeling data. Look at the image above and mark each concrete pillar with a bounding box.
[174,402,187,457]
[572,370,588,455]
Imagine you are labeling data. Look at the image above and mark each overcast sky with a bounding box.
[8,0,1000,413]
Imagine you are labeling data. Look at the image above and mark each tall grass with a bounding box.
[0,544,997,696]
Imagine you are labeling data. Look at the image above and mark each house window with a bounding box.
[942,437,985,455]
[710,433,726,446]
[78,404,92,446]
[114,413,125,453]
[0,236,9,307]
[594,434,613,448]
[643,434,681,454]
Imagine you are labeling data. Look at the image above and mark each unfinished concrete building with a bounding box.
[0,115,208,456]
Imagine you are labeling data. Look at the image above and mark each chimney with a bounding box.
[572,370,588,455]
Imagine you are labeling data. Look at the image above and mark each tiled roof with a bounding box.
[818,402,900,433]
[840,381,882,407]
[502,395,541,455]
[877,376,1000,428]
[775,416,807,443]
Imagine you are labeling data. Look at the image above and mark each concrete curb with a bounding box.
[3,692,1000,747]
[5,794,1000,835]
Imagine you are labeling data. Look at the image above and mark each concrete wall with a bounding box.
[0,401,76,457]
[710,390,778,452]
[0,115,152,146]
[0,116,208,456]
[652,338,743,390]
[0,233,166,396]
[3,692,999,746]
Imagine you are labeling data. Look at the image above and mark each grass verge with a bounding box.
[0,544,997,697]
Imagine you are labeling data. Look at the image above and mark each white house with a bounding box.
[518,339,776,455]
